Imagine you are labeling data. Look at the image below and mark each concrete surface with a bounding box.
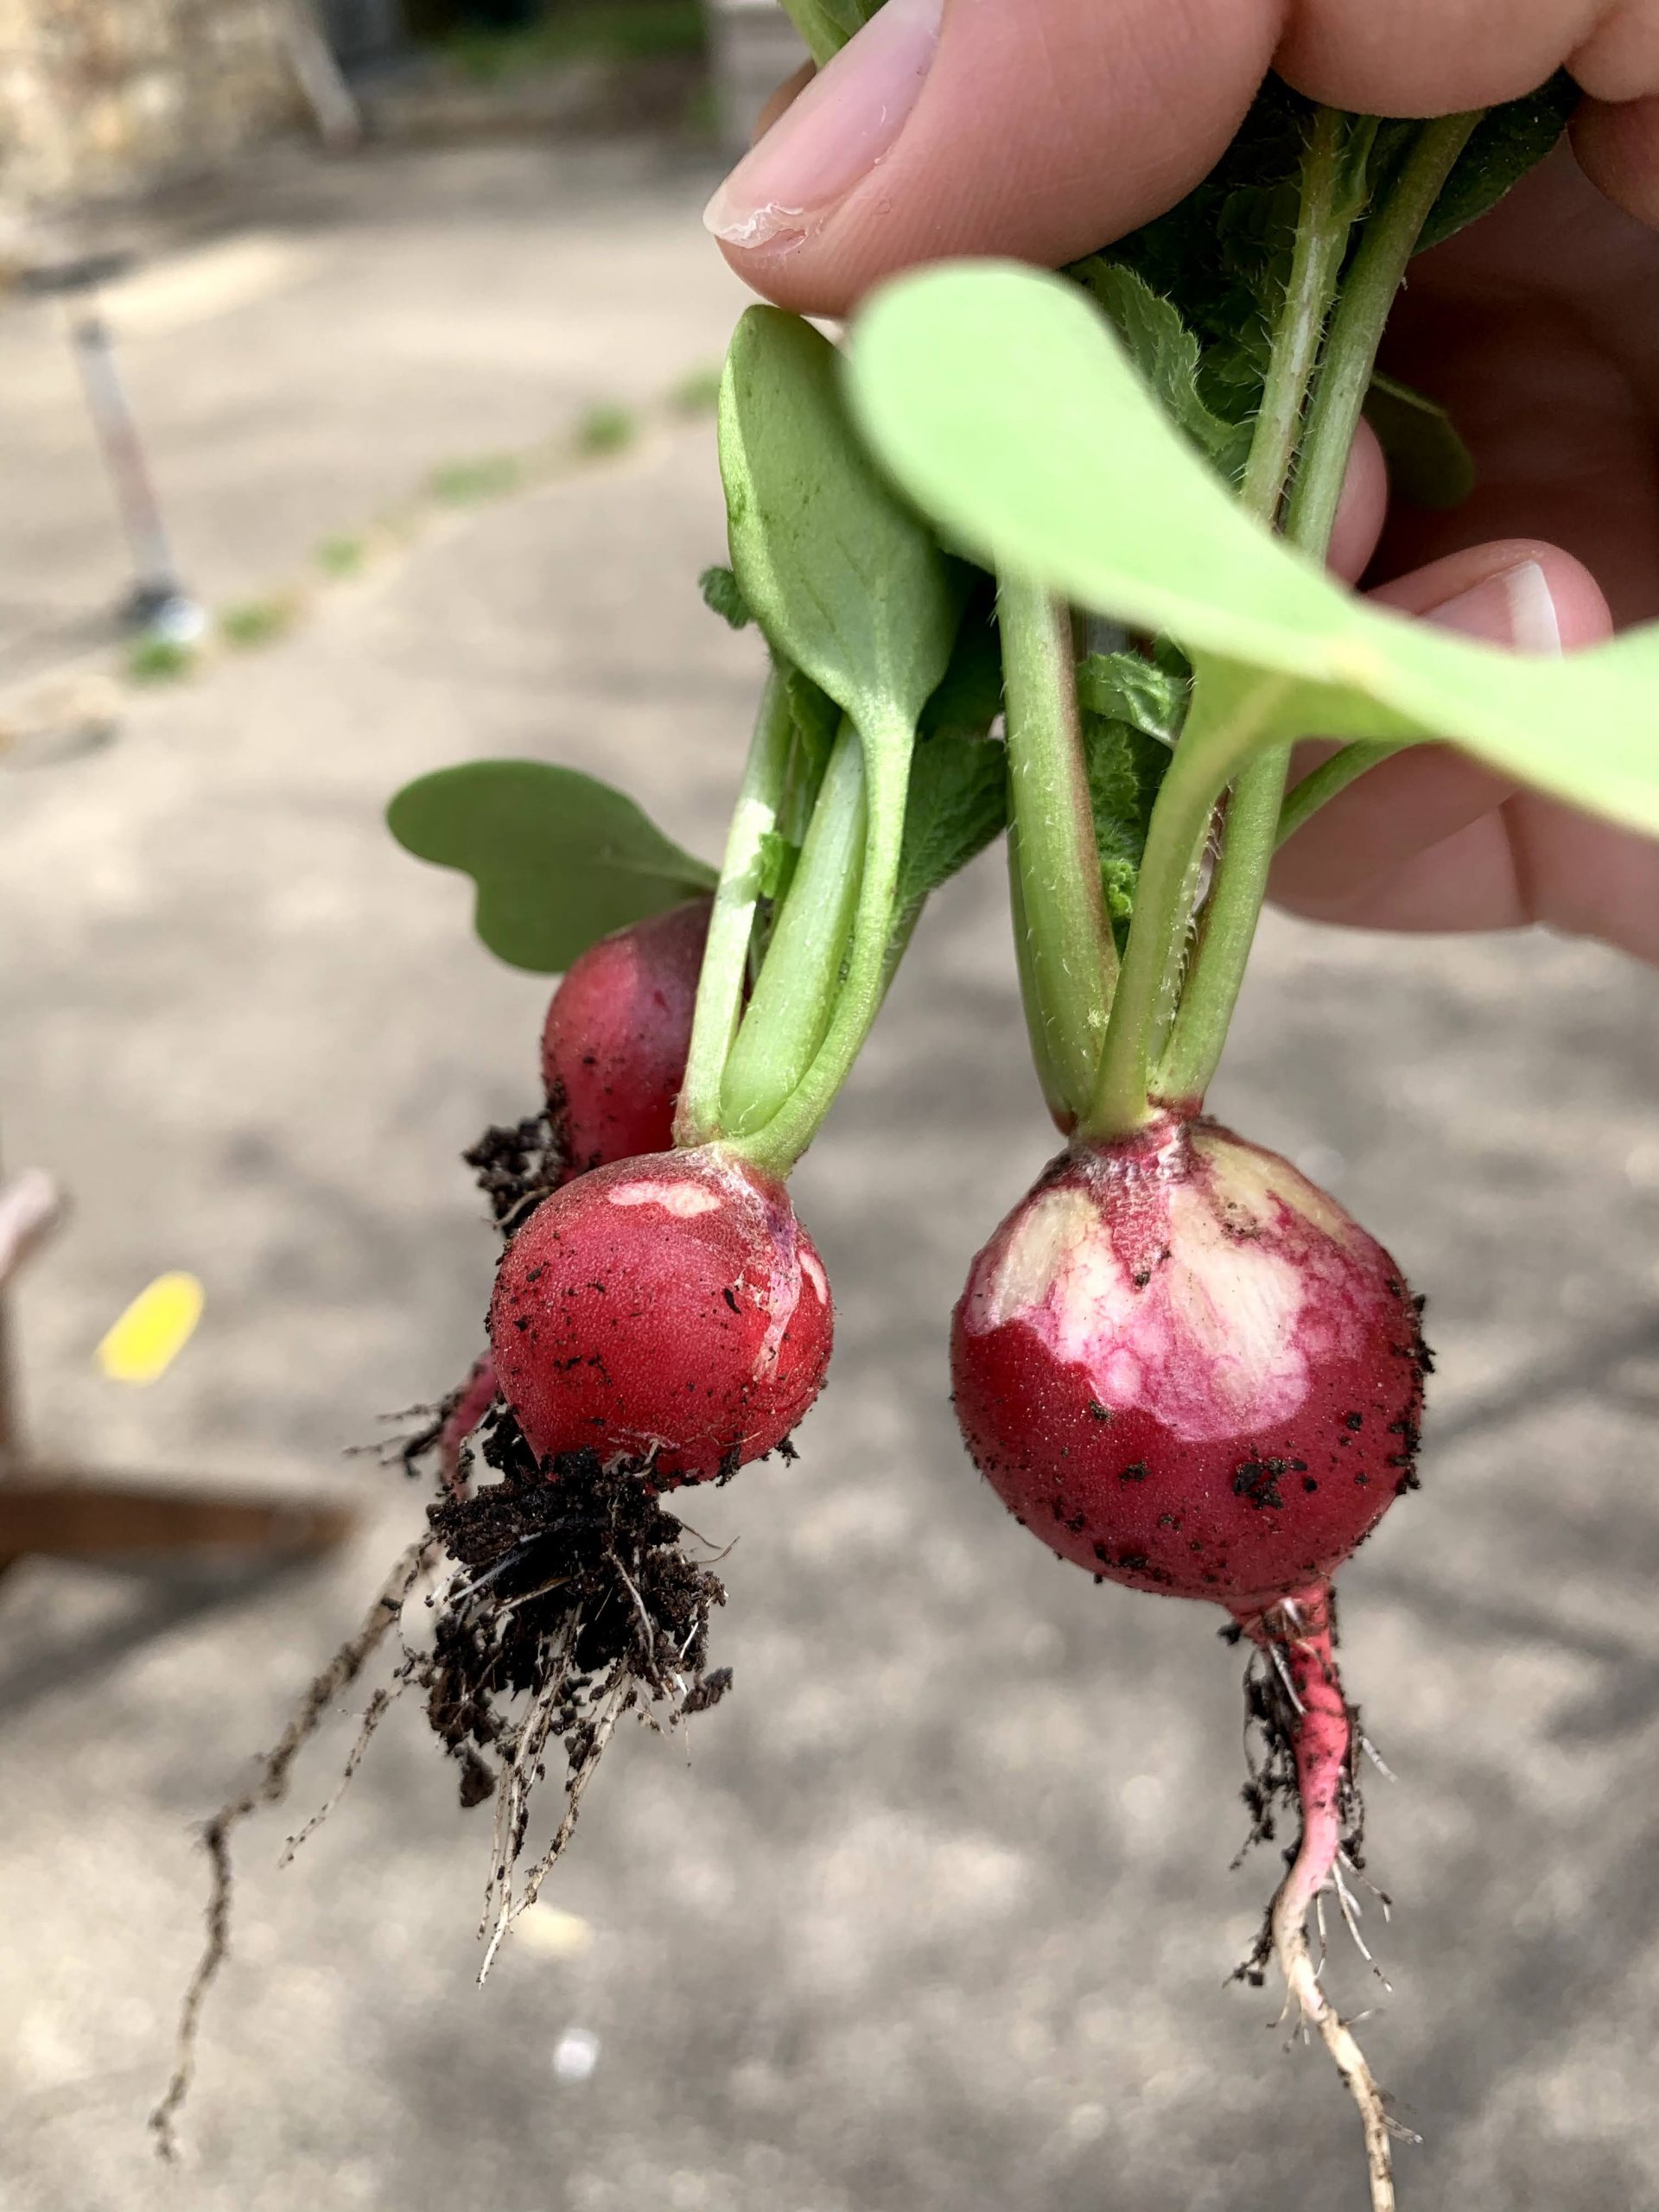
[3,137,1659,2212]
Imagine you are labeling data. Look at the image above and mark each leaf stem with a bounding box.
[1153,109,1482,1114]
[674,667,794,1148]
[737,722,913,1177]
[1238,109,1357,529]
[719,716,866,1136]
[1283,111,1482,554]
[999,573,1116,1126]
[1276,739,1408,847]
[1084,669,1292,1139]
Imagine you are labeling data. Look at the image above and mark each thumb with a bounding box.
[703,0,1280,317]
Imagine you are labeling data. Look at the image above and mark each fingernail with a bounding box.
[703,0,944,252]
[1427,559,1562,655]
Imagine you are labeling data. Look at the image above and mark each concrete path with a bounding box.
[3,137,1658,2212]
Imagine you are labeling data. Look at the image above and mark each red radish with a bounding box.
[541,899,710,1179]
[490,1143,832,1483]
[950,1116,1424,1611]
[952,1113,1427,2188]
[438,1353,499,1495]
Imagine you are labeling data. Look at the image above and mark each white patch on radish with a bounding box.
[1191,1127,1356,1249]
[800,1249,828,1304]
[607,1180,721,1217]
[966,1179,1319,1442]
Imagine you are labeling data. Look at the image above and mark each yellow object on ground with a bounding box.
[96,1271,204,1383]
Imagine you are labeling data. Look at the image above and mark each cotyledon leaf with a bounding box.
[846,262,1659,836]
[388,761,715,974]
[720,305,960,742]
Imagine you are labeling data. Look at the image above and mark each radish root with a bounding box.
[1238,1586,1414,2212]
[151,1536,437,2160]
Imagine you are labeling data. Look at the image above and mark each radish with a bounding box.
[951,1117,1426,1611]
[490,1144,832,1484]
[952,1116,1428,2198]
[541,896,709,1179]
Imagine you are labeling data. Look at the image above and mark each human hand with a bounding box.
[704,1,1659,963]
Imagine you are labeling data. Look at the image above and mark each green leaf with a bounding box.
[756,829,799,904]
[1067,263,1248,477]
[388,761,715,973]
[1077,649,1190,745]
[919,578,1003,738]
[1078,78,1313,433]
[782,660,840,766]
[699,563,753,628]
[719,306,960,738]
[1416,73,1579,253]
[892,731,1007,918]
[846,262,1659,836]
[1085,719,1170,950]
[1363,372,1476,510]
[777,0,880,64]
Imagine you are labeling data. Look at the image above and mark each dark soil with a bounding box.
[462,1107,568,1233]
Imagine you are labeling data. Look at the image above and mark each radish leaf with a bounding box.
[1067,262,1249,478]
[389,761,715,974]
[893,730,1007,917]
[699,564,753,629]
[1363,373,1476,509]
[848,261,1659,834]
[1414,73,1578,252]
[1078,651,1190,745]
[720,306,959,741]
[777,0,880,66]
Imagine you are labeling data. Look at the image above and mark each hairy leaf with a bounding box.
[388,762,715,973]
[1416,73,1579,252]
[699,563,753,628]
[1067,263,1247,475]
[720,306,960,739]
[1077,650,1190,745]
[1363,372,1476,510]
[848,262,1659,835]
[1085,719,1171,950]
[892,731,1007,918]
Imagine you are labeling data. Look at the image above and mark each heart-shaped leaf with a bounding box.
[388,761,715,973]
[847,262,1659,835]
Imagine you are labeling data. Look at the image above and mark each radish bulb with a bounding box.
[952,1116,1428,2187]
[541,897,710,1179]
[491,1144,832,1484]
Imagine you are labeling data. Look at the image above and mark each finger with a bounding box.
[704,0,1279,315]
[706,0,1648,320]
[1574,92,1659,225]
[1276,0,1618,112]
[1271,540,1612,930]
[1327,420,1389,585]
[1372,151,1659,628]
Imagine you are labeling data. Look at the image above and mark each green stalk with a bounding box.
[1283,111,1480,553]
[1151,109,1481,1114]
[674,667,793,1147]
[737,724,912,1177]
[999,573,1115,1125]
[1276,739,1408,847]
[719,717,866,1135]
[1086,670,1292,1140]
[1237,109,1358,528]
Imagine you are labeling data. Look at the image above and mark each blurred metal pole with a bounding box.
[20,251,204,643]
[67,297,204,641]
